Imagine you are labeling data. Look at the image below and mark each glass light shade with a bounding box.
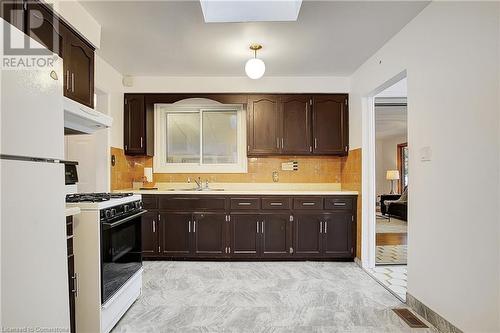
[245,58,265,79]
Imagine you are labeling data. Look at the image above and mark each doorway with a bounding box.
[364,77,409,301]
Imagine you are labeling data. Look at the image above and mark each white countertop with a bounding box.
[114,183,358,196]
[65,207,81,216]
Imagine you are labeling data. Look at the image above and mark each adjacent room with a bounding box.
[1,1,499,333]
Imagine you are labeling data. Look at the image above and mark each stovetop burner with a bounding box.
[66,192,133,203]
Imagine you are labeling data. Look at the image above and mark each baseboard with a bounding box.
[406,293,463,333]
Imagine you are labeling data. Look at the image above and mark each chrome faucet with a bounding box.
[193,177,202,190]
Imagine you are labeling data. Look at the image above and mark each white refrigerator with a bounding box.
[0,21,70,330]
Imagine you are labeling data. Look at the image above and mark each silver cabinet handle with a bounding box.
[333,202,347,206]
[256,221,259,233]
[324,221,327,233]
[66,70,70,91]
[314,138,318,149]
[71,72,74,92]
[281,137,284,149]
[319,221,323,234]
[261,221,264,234]
[73,273,78,298]
[188,220,191,233]
[238,202,252,206]
[270,202,282,206]
[193,220,196,233]
[152,220,156,233]
[302,202,316,206]
[276,137,280,149]
[228,247,231,253]
[140,137,143,148]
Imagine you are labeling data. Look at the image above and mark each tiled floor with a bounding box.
[367,265,408,302]
[376,245,407,265]
[112,261,432,332]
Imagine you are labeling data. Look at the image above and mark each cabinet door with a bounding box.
[281,95,312,154]
[247,95,281,155]
[294,214,323,257]
[141,211,159,256]
[67,254,76,333]
[160,213,192,257]
[323,213,354,258]
[124,94,145,155]
[193,213,226,257]
[230,214,260,258]
[1,0,24,32]
[261,214,293,258]
[312,95,348,155]
[64,30,94,108]
[26,2,63,57]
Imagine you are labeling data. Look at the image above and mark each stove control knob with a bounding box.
[134,201,141,209]
[110,208,116,217]
[123,204,129,213]
[104,209,112,218]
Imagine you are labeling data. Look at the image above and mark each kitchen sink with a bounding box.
[165,188,224,192]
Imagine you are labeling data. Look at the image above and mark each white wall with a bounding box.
[351,2,500,331]
[47,0,100,48]
[124,76,350,93]
[375,134,406,196]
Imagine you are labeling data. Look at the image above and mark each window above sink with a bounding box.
[154,99,247,173]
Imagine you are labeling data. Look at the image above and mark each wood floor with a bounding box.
[376,232,408,246]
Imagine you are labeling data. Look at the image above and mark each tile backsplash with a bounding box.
[111,147,343,190]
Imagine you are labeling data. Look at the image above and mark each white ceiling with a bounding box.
[80,1,428,76]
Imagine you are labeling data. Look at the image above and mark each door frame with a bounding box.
[361,70,407,269]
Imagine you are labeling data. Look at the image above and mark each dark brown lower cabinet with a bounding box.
[295,214,324,257]
[261,214,293,258]
[141,211,159,255]
[160,212,191,256]
[323,213,354,258]
[193,213,226,257]
[230,214,260,258]
[142,195,357,260]
[66,216,76,332]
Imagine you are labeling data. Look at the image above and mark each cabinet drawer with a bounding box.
[324,197,353,210]
[142,195,158,209]
[293,197,323,210]
[262,197,291,210]
[230,198,260,210]
[159,196,226,211]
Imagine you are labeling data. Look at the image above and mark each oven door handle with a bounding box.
[102,210,148,230]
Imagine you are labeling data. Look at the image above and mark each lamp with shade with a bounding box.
[386,170,400,194]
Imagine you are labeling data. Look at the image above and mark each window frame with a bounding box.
[154,102,247,173]
[397,142,408,193]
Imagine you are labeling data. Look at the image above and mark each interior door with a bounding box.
[64,29,94,108]
[124,94,145,155]
[294,214,323,257]
[193,213,226,257]
[281,95,312,154]
[247,95,281,155]
[160,212,191,257]
[312,95,348,155]
[323,213,353,258]
[141,211,159,255]
[261,214,292,258]
[230,214,260,258]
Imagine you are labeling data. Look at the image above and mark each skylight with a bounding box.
[200,0,302,23]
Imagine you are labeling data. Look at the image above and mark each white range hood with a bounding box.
[64,97,112,134]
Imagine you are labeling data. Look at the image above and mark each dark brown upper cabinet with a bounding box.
[26,2,63,57]
[124,94,154,156]
[312,95,349,156]
[63,28,94,108]
[247,95,281,155]
[281,95,312,154]
[1,1,95,108]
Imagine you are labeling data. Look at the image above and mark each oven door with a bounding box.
[100,209,146,304]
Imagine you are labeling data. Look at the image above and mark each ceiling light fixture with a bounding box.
[245,44,265,80]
